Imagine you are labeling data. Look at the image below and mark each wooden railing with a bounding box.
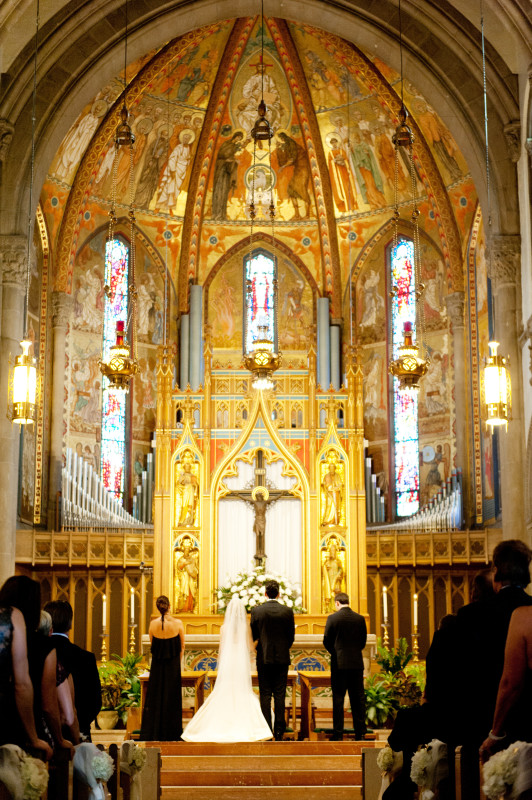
[15,528,154,568]
[366,528,502,567]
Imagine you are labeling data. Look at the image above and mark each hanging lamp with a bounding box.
[388,0,428,391]
[99,0,139,392]
[244,0,281,391]
[8,1,40,424]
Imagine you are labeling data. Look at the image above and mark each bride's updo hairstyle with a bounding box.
[156,595,170,628]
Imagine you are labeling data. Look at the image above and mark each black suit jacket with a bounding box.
[51,635,102,737]
[323,606,367,670]
[250,600,295,666]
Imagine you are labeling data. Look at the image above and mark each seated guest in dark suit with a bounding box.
[44,601,102,741]
[323,591,367,741]
[251,580,295,741]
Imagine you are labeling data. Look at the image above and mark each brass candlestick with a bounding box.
[382,619,390,648]
[129,624,137,654]
[100,629,109,663]
[412,624,420,662]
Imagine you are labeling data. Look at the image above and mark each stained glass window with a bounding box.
[244,251,276,353]
[391,238,420,516]
[101,238,129,501]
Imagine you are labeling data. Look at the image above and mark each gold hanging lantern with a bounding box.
[389,321,429,391]
[482,341,511,430]
[9,340,37,424]
[244,324,280,391]
[99,320,139,391]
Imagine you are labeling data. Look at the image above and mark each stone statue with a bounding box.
[177,460,199,526]
[322,536,345,612]
[321,462,343,526]
[174,535,199,613]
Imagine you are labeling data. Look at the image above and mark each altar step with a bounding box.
[146,740,383,799]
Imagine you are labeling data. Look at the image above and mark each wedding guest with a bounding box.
[251,580,295,741]
[30,611,76,754]
[323,591,367,741]
[140,595,185,741]
[0,576,52,758]
[480,605,532,761]
[44,600,101,741]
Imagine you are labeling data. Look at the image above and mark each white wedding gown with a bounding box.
[182,597,272,742]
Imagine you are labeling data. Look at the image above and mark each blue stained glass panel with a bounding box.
[245,252,275,353]
[391,238,420,516]
[101,239,129,500]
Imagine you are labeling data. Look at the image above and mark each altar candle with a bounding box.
[102,593,107,628]
[382,585,388,621]
[130,587,135,624]
[413,593,418,628]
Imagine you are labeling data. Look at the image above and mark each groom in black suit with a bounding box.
[251,580,295,740]
[323,591,367,740]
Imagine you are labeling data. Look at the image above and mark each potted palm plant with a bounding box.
[97,660,132,730]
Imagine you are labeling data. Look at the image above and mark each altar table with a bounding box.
[298,670,331,740]
[140,670,206,715]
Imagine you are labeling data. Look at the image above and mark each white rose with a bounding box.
[217,590,223,598]
[231,586,238,593]
[296,596,302,605]
[286,598,293,607]
[249,598,257,607]
[241,595,249,605]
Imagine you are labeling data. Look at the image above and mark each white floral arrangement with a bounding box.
[216,567,305,614]
[20,754,48,800]
[410,745,433,787]
[128,744,147,773]
[92,751,114,782]
[483,741,529,800]
[377,746,395,775]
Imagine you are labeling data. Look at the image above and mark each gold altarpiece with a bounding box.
[152,340,368,628]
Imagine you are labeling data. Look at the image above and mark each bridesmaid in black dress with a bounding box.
[140,595,185,741]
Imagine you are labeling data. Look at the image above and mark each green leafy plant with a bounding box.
[98,653,144,721]
[376,637,412,674]
[405,661,426,693]
[364,674,395,727]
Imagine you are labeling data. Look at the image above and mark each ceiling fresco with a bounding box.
[42,15,476,307]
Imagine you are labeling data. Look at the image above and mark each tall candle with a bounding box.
[130,587,135,624]
[413,592,418,628]
[382,585,388,621]
[102,593,107,629]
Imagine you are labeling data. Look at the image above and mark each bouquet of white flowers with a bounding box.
[20,754,48,800]
[216,567,305,614]
[410,746,433,787]
[121,740,147,800]
[483,741,529,800]
[74,743,115,800]
[377,746,395,775]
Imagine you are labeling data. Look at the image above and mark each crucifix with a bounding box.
[231,449,294,567]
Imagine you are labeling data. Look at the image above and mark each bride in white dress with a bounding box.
[182,597,272,742]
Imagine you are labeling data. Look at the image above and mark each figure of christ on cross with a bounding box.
[230,450,295,567]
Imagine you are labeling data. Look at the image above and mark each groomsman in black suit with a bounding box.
[323,591,367,741]
[44,600,102,741]
[251,580,295,741]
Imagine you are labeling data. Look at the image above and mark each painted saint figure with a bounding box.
[156,129,194,211]
[177,462,199,527]
[174,536,199,613]
[211,132,245,220]
[276,132,311,219]
[321,463,343,526]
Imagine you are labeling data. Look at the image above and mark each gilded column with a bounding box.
[47,292,73,530]
[308,331,317,491]
[490,235,525,540]
[0,235,27,583]
[445,292,471,525]
[154,345,173,598]
[203,327,212,490]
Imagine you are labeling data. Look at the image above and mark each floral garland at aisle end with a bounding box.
[216,567,305,614]
[483,741,530,800]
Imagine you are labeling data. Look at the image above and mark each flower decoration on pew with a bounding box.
[483,741,529,800]
[92,752,114,782]
[74,743,115,800]
[377,746,395,775]
[20,754,49,800]
[216,567,305,614]
[127,743,146,773]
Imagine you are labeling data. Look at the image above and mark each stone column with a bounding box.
[0,235,27,585]
[490,235,525,540]
[47,291,73,530]
[445,292,471,524]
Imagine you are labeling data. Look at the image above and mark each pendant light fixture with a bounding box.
[8,0,40,424]
[99,0,139,391]
[388,0,429,391]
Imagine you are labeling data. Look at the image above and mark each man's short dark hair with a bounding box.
[493,539,532,587]
[265,580,280,599]
[44,600,74,633]
[335,592,349,606]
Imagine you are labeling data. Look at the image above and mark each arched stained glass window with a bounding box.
[101,238,129,501]
[244,251,276,353]
[390,238,420,516]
